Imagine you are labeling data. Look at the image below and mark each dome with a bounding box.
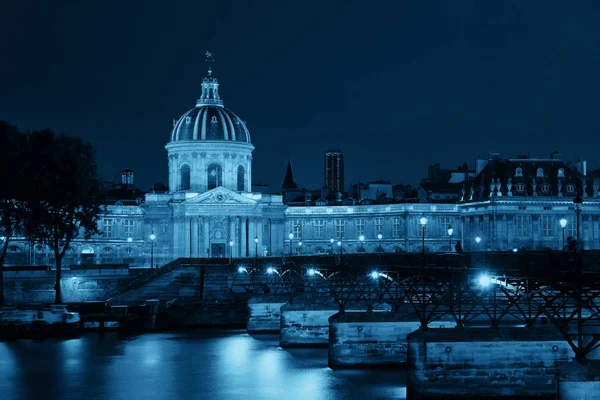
[169,69,251,144]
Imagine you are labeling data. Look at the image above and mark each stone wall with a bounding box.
[328,310,453,369]
[3,272,131,305]
[407,327,574,399]
[280,299,338,347]
[247,295,288,333]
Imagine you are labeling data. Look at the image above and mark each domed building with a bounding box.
[166,67,253,193]
[142,67,286,260]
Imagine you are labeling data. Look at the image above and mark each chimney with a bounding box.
[304,191,311,206]
[577,160,587,176]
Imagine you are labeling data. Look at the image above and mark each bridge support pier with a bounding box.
[407,327,573,399]
[328,307,454,369]
[280,297,339,348]
[247,295,288,333]
[556,361,600,400]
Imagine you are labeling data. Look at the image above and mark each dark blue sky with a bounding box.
[2,1,600,191]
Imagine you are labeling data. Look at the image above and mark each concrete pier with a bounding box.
[247,295,288,333]
[407,327,573,399]
[557,361,600,400]
[280,298,392,348]
[328,309,454,368]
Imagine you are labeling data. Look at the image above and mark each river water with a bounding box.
[0,330,407,400]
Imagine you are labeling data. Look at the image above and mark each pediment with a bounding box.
[183,187,256,205]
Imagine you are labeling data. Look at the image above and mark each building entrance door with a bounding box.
[211,243,226,258]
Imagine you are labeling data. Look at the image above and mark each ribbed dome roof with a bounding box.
[169,68,251,144]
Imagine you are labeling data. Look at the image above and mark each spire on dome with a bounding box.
[282,160,299,189]
[197,51,223,107]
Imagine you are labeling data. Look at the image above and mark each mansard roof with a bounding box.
[463,158,585,201]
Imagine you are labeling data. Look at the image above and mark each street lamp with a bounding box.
[447,225,453,253]
[573,195,583,251]
[229,240,234,262]
[475,236,481,251]
[127,237,132,263]
[298,241,302,255]
[559,218,567,251]
[288,232,294,256]
[254,236,259,258]
[359,235,365,252]
[330,237,334,254]
[419,216,427,256]
[149,232,156,268]
[377,233,382,253]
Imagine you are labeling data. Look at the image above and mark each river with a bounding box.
[0,330,407,400]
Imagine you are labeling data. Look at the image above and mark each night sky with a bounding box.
[2,1,600,192]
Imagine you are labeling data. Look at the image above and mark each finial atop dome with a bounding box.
[197,51,223,107]
[205,51,214,77]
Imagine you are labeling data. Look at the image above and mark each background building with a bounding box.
[324,150,344,195]
[5,74,600,267]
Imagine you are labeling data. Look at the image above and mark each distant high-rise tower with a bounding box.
[324,150,344,193]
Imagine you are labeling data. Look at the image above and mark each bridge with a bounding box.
[106,251,600,399]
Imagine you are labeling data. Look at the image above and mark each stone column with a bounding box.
[203,219,210,258]
[229,218,235,258]
[241,217,247,257]
[191,216,198,257]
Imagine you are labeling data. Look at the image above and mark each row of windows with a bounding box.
[511,182,576,193]
[179,164,246,191]
[515,167,566,178]
[514,215,577,237]
[290,217,455,240]
[101,219,170,239]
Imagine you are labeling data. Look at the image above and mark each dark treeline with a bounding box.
[0,121,104,304]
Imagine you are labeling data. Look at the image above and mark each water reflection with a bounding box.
[0,331,406,400]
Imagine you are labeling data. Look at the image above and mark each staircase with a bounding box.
[107,258,236,306]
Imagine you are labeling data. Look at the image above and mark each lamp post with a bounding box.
[288,232,294,256]
[419,216,427,256]
[330,237,334,255]
[229,240,234,263]
[377,233,382,253]
[149,232,156,268]
[0,236,5,305]
[337,240,342,256]
[447,225,453,253]
[574,195,583,251]
[254,236,259,258]
[298,241,302,255]
[127,237,132,263]
[359,235,365,252]
[559,218,567,251]
[475,236,481,251]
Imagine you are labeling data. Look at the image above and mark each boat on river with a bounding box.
[0,305,81,339]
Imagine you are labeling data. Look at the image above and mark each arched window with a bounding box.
[558,168,565,178]
[537,168,544,177]
[237,165,245,191]
[515,167,523,177]
[180,164,191,191]
[207,163,222,190]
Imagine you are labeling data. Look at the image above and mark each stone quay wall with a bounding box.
[407,327,574,399]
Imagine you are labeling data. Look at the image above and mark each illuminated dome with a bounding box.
[169,67,251,143]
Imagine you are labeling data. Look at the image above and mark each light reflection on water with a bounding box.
[0,331,406,400]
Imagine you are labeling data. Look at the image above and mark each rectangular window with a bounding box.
[263,222,269,233]
[541,216,553,237]
[374,217,383,235]
[356,218,365,237]
[440,217,452,236]
[314,219,325,239]
[125,219,134,238]
[515,215,529,236]
[567,219,577,239]
[160,220,168,234]
[392,217,402,238]
[103,219,113,238]
[293,220,302,240]
[335,219,345,238]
